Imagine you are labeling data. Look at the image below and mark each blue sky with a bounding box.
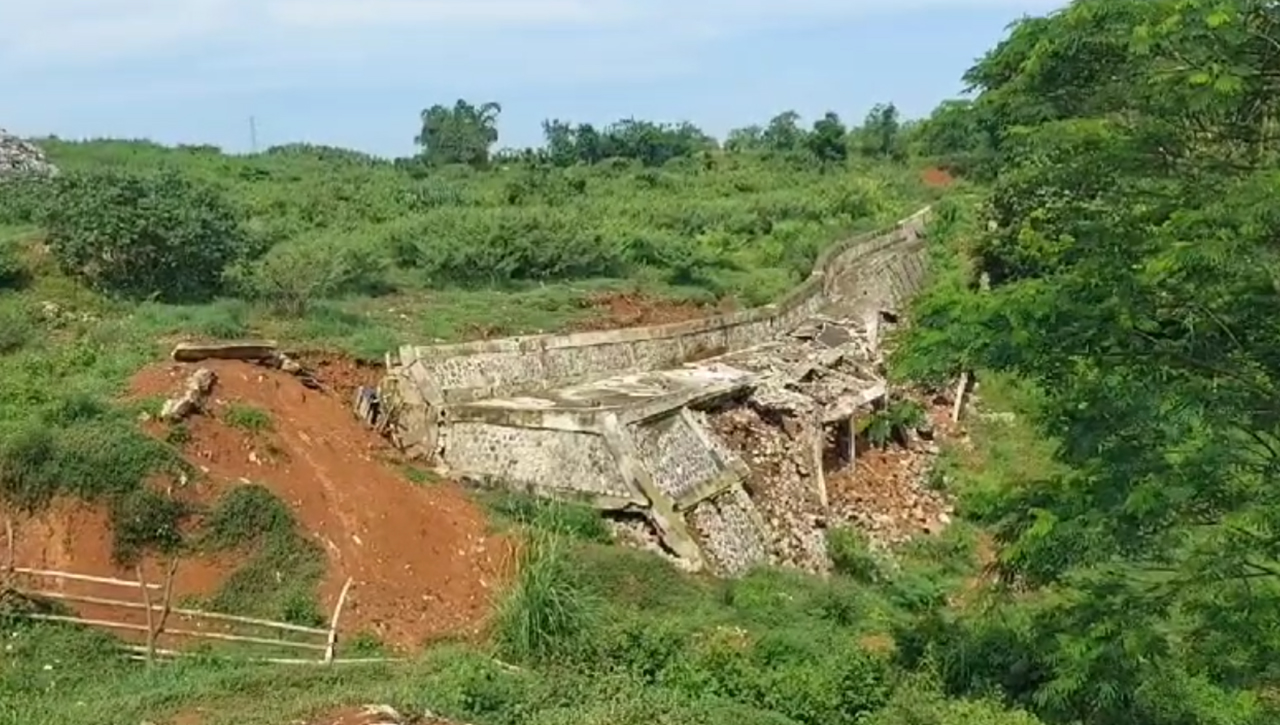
[2,0,1065,157]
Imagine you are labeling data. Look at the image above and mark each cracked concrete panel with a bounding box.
[630,413,723,500]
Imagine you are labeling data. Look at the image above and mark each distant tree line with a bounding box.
[404,97,988,172]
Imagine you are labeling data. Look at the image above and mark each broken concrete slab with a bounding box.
[171,340,279,363]
[159,368,216,422]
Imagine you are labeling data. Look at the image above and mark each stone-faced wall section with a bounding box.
[389,207,930,404]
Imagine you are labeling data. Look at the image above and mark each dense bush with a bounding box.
[34,139,932,307]
[0,176,52,226]
[42,169,252,301]
[229,233,389,315]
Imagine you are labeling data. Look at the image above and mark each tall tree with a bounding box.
[855,103,902,159]
[806,112,848,165]
[415,99,502,168]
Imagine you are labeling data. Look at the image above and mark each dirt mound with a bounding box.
[826,401,957,547]
[570,292,725,331]
[92,359,512,651]
[921,167,955,188]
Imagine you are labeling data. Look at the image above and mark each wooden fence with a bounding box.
[4,565,393,665]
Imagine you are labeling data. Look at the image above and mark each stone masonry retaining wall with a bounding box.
[368,205,935,574]
[388,207,931,406]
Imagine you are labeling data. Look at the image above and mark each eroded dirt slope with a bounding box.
[130,359,513,649]
[5,358,512,652]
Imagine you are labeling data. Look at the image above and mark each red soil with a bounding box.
[569,291,727,332]
[920,166,956,188]
[295,351,385,402]
[5,358,514,653]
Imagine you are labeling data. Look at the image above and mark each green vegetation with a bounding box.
[196,484,326,625]
[886,1,1280,722]
[10,0,1279,722]
[222,404,273,433]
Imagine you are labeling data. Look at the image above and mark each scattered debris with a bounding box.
[158,368,216,422]
[170,341,322,390]
[294,704,469,725]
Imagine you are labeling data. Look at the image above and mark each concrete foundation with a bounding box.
[364,207,932,575]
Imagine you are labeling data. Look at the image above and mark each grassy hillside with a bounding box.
[0,139,935,355]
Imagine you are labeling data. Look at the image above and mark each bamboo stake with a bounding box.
[22,614,327,650]
[21,590,329,635]
[950,371,971,424]
[13,567,162,590]
[324,578,354,663]
[119,645,400,665]
[135,564,156,665]
[152,557,180,656]
[3,516,13,581]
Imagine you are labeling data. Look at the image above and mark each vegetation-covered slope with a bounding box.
[7,0,1280,723]
[891,0,1280,723]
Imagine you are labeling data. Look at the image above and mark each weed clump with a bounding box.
[223,403,272,433]
[197,483,326,625]
[496,531,599,663]
[488,493,612,543]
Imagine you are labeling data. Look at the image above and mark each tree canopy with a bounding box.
[892,1,1280,723]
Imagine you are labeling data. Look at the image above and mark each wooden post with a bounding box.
[135,565,156,665]
[324,578,353,663]
[845,416,857,468]
[154,558,179,648]
[3,515,13,578]
[950,371,971,424]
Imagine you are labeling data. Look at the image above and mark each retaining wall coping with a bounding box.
[404,205,931,366]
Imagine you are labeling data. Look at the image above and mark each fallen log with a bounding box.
[171,341,279,363]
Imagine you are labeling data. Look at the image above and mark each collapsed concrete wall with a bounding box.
[363,207,933,575]
[383,208,930,407]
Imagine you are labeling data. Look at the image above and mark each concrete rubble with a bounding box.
[158,368,217,422]
[674,310,955,574]
[0,130,57,179]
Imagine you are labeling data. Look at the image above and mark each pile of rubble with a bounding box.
[688,309,958,572]
[826,405,956,548]
[293,704,463,725]
[706,398,830,574]
[0,130,57,179]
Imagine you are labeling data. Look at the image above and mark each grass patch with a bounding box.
[495,531,600,664]
[483,492,612,543]
[223,404,272,433]
[929,371,1065,522]
[196,483,326,626]
[399,463,442,486]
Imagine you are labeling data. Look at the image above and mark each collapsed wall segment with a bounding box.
[359,207,933,574]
